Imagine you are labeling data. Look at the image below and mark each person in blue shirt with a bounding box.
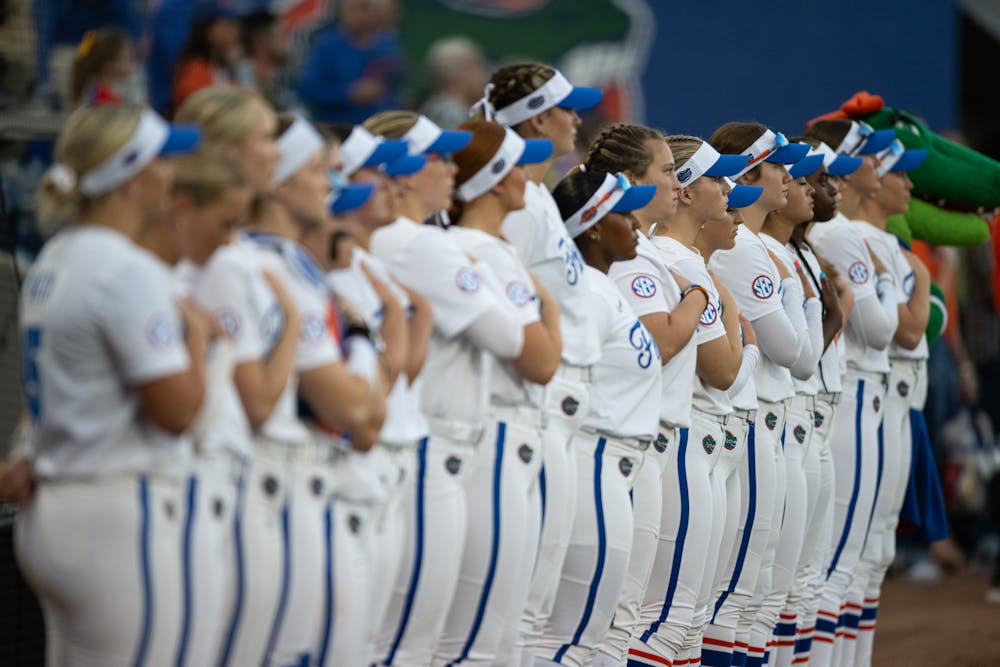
[297,0,405,124]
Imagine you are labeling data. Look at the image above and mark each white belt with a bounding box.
[815,391,841,405]
[845,368,889,385]
[491,403,543,430]
[579,426,651,451]
[556,362,592,384]
[425,416,484,446]
[254,436,321,464]
[889,356,925,369]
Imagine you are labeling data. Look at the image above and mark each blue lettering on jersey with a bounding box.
[24,271,56,302]
[628,320,660,369]
[752,274,774,299]
[558,237,585,286]
[22,327,43,421]
[903,271,915,298]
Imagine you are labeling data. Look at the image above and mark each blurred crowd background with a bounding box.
[2,0,1000,659]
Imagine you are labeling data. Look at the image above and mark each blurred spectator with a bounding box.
[419,36,487,129]
[68,27,136,107]
[32,0,142,107]
[236,10,294,110]
[148,0,196,115]
[297,0,405,124]
[172,0,244,113]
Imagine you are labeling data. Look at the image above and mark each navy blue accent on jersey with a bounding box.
[828,380,866,577]
[553,437,609,662]
[246,232,329,292]
[262,503,292,665]
[862,421,886,546]
[132,477,152,667]
[175,476,198,667]
[316,502,335,666]
[216,477,246,667]
[712,423,757,623]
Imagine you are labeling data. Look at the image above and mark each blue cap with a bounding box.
[727,183,763,209]
[888,148,928,173]
[384,154,428,177]
[856,129,895,155]
[425,129,472,155]
[364,139,408,168]
[330,183,375,214]
[559,86,603,111]
[706,154,750,177]
[828,154,862,176]
[766,142,811,164]
[160,125,202,156]
[610,184,657,212]
[787,153,824,179]
[517,138,554,164]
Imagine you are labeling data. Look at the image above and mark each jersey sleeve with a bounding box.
[808,227,877,301]
[609,254,674,318]
[585,269,616,344]
[500,206,542,266]
[395,230,497,338]
[470,240,541,328]
[277,267,341,372]
[672,255,726,346]
[98,258,191,385]
[195,255,266,364]
[709,241,783,322]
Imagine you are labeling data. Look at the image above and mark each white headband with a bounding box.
[564,173,628,238]
[402,115,441,155]
[273,116,325,186]
[875,139,905,177]
[733,129,783,178]
[493,70,574,127]
[455,127,524,202]
[833,121,872,156]
[77,109,169,196]
[676,142,722,188]
[341,126,383,177]
[812,141,838,168]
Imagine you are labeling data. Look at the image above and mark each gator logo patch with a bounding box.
[310,476,325,497]
[765,412,778,430]
[654,432,669,453]
[793,425,807,444]
[619,457,634,477]
[518,444,534,464]
[814,411,824,429]
[873,396,880,412]
[897,381,910,397]
[561,396,580,416]
[702,434,717,454]
[348,514,362,535]
[445,455,462,475]
[724,430,737,451]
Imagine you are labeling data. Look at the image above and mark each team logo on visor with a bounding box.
[752,275,775,299]
[518,444,534,464]
[654,432,669,453]
[724,430,738,451]
[619,457,634,477]
[527,95,546,109]
[814,411,825,428]
[765,412,778,430]
[898,381,910,397]
[794,425,807,444]
[561,396,580,416]
[631,275,657,298]
[491,158,507,174]
[677,168,693,183]
[702,435,717,454]
[848,261,870,285]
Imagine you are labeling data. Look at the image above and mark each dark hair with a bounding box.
[275,113,296,137]
[69,28,129,105]
[585,123,665,177]
[241,9,277,56]
[449,119,508,222]
[804,120,852,151]
[709,121,767,155]
[551,169,608,222]
[177,15,236,66]
[476,62,556,132]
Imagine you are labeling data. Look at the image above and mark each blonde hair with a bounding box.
[665,134,704,171]
[175,86,267,151]
[585,123,665,177]
[363,110,419,139]
[173,148,248,207]
[38,105,143,233]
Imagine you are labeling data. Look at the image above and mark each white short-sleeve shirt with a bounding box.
[502,181,601,367]
[581,266,662,441]
[449,226,541,408]
[710,225,794,403]
[326,247,429,445]
[370,216,500,424]
[20,227,193,480]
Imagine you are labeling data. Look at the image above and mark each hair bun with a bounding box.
[48,164,78,193]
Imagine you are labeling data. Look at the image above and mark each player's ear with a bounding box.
[678,185,695,206]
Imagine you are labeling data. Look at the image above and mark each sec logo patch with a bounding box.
[700,301,718,326]
[456,267,481,293]
[848,261,870,285]
[752,274,774,299]
[631,275,657,298]
[301,314,326,342]
[146,315,177,347]
[216,308,241,337]
[506,280,531,307]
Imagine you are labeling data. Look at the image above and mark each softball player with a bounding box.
[435,120,561,666]
[16,105,203,666]
[783,141,858,667]
[479,64,604,662]
[848,141,930,667]
[707,124,813,667]
[803,119,901,667]
[357,124,529,667]
[757,153,827,667]
[540,168,661,666]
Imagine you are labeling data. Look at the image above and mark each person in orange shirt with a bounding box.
[172,1,244,113]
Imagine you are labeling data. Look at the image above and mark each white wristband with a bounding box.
[345,335,379,383]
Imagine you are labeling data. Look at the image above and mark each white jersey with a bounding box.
[501,181,601,367]
[710,225,795,403]
[449,226,541,408]
[20,226,193,480]
[370,216,500,424]
[807,213,890,374]
[581,267,662,441]
[326,247,429,445]
[760,233,819,395]
[174,260,254,460]
[789,240,844,394]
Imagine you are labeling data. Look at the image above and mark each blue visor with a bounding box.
[888,148,929,173]
[517,138,554,165]
[330,183,374,214]
[559,86,603,111]
[425,129,472,155]
[610,184,657,212]
[160,125,202,156]
[364,139,408,168]
[384,154,428,177]
[857,129,895,155]
[766,142,811,164]
[788,154,824,179]
[828,154,862,177]
[706,154,750,177]
[727,184,763,209]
